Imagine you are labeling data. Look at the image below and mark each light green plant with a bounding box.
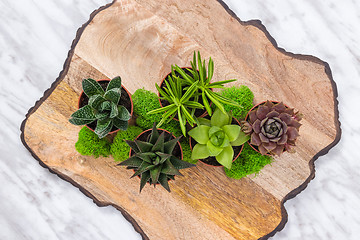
[75,126,111,158]
[110,126,144,162]
[69,76,131,138]
[188,108,249,169]
[174,51,241,116]
[118,123,195,192]
[148,75,204,136]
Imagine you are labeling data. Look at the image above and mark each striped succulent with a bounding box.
[118,123,195,192]
[69,76,131,138]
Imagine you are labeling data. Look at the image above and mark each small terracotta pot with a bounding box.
[245,101,288,156]
[158,67,209,121]
[129,128,183,184]
[189,115,244,167]
[78,79,134,135]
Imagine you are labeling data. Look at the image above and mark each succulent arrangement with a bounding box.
[188,108,249,169]
[241,101,302,156]
[118,123,195,192]
[148,74,204,136]
[174,51,240,115]
[69,76,131,138]
[72,52,303,191]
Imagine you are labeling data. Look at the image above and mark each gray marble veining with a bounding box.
[0,0,359,239]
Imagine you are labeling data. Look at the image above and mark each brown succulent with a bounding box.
[241,101,302,156]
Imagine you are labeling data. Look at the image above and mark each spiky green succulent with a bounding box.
[174,51,241,116]
[188,108,250,169]
[118,123,195,192]
[242,101,302,156]
[69,76,131,138]
[147,73,204,136]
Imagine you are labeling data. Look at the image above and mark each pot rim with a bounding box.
[77,79,134,135]
[189,115,244,167]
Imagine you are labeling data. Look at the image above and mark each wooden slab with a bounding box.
[21,0,341,239]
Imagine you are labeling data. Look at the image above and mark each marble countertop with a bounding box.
[1,0,359,239]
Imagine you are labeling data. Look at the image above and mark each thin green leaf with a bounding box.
[202,91,212,116]
[207,79,237,87]
[180,81,199,103]
[148,104,175,115]
[208,57,214,82]
[205,89,225,114]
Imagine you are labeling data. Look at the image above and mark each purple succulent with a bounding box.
[242,101,302,156]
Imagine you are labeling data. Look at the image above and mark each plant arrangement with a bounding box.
[69,76,132,138]
[241,101,302,156]
[118,123,195,192]
[188,108,249,169]
[72,52,304,191]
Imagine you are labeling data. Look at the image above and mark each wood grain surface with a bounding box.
[21,0,341,239]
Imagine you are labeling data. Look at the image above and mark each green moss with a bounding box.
[180,138,198,164]
[132,88,162,129]
[75,127,111,158]
[220,85,254,119]
[162,120,183,137]
[224,144,272,179]
[110,126,144,162]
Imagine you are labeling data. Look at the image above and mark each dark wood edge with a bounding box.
[215,1,341,239]
[19,1,149,240]
[20,0,341,240]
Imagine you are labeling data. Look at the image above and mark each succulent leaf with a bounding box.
[158,174,170,192]
[106,76,122,91]
[215,145,234,169]
[89,94,106,109]
[104,88,121,104]
[210,108,230,127]
[188,125,210,144]
[140,171,151,192]
[82,78,105,97]
[112,118,128,130]
[69,105,96,125]
[191,144,210,160]
[95,119,113,139]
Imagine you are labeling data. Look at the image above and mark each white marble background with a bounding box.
[0,0,359,239]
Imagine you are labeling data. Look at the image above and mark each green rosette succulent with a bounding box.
[118,123,195,192]
[188,108,250,169]
[69,76,131,138]
[242,101,302,156]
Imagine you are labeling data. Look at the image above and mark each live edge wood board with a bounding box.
[20,0,341,239]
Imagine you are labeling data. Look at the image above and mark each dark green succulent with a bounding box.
[69,76,131,138]
[118,123,195,192]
